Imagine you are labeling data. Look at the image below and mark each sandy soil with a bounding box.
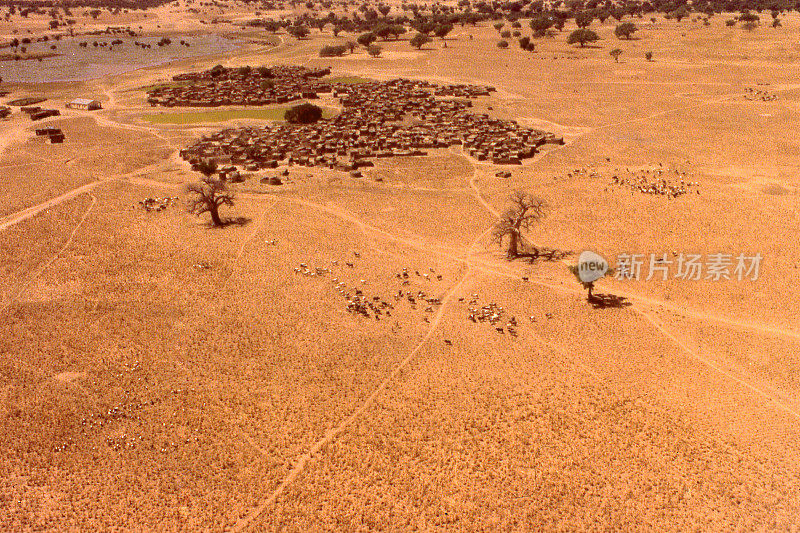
[2,7,800,531]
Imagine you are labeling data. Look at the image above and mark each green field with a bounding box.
[141,106,338,124]
[133,80,193,92]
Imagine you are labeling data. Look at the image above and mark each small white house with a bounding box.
[66,98,102,111]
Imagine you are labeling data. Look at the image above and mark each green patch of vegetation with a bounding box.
[324,75,375,85]
[141,106,338,125]
[133,80,193,93]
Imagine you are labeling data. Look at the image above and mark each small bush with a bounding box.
[319,44,348,57]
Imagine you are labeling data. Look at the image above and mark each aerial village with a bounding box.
[147,65,564,171]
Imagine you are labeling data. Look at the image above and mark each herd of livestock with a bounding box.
[138,196,179,212]
[743,86,778,101]
[289,249,534,344]
[607,166,700,198]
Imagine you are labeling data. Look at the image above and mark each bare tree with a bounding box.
[491,191,547,259]
[185,160,234,227]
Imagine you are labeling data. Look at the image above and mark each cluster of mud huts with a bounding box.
[171,69,562,169]
[35,126,64,143]
[21,105,60,121]
[146,65,333,107]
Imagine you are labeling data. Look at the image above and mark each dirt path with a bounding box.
[113,175,800,346]
[461,154,800,424]
[634,306,800,420]
[593,89,745,130]
[11,169,795,348]
[1,192,97,313]
[90,112,177,146]
[219,197,280,292]
[289,197,467,259]
[469,170,501,218]
[294,188,800,424]
[621,290,800,340]
[0,181,101,232]
[232,223,494,533]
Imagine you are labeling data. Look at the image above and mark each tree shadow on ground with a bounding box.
[588,292,631,309]
[203,216,252,229]
[515,247,573,263]
[224,216,251,227]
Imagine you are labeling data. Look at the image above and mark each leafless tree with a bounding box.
[185,161,234,227]
[491,191,547,259]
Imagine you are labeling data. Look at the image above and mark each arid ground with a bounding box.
[2,4,800,530]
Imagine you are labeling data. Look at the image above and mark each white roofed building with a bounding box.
[66,98,102,111]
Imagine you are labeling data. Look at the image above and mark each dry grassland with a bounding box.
[262,330,800,529]
[0,116,174,215]
[0,194,94,306]
[2,9,800,531]
[0,182,475,529]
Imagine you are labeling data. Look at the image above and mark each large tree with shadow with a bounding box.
[491,191,547,259]
[185,160,235,227]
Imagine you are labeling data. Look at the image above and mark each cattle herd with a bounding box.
[466,294,518,336]
[743,86,778,101]
[290,249,535,344]
[566,165,699,198]
[294,256,442,322]
[146,64,565,171]
[137,196,179,212]
[607,166,699,198]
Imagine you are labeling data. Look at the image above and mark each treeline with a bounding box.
[2,0,794,25]
[247,10,487,37]
[0,0,169,10]
[247,0,799,40]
